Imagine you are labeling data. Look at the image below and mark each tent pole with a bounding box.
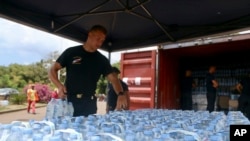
[108,51,111,63]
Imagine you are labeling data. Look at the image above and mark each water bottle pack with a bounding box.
[45,98,74,120]
[0,109,250,141]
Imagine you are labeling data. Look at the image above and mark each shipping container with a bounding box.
[120,51,156,110]
[121,33,250,110]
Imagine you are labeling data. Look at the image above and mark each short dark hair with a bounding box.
[89,25,107,35]
[112,67,120,74]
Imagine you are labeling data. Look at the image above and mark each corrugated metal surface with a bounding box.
[120,38,250,110]
[157,50,180,109]
[120,51,156,110]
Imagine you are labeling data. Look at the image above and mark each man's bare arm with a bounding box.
[107,73,128,110]
[124,91,130,110]
[48,62,67,98]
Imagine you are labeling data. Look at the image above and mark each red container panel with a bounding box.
[121,51,156,110]
[157,51,180,109]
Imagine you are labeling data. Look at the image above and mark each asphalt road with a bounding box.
[0,101,107,124]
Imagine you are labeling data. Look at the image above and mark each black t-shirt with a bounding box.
[239,77,250,96]
[107,79,128,108]
[181,77,193,93]
[56,45,113,96]
[206,73,216,93]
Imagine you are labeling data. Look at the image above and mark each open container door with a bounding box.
[159,33,250,111]
[120,51,157,110]
[157,50,181,109]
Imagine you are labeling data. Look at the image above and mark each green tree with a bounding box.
[112,62,120,69]
[96,75,108,94]
[0,51,62,90]
[95,61,121,94]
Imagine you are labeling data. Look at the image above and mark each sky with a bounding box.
[0,17,121,66]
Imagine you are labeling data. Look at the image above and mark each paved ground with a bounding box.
[0,101,107,124]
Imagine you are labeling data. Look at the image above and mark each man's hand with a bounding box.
[48,62,67,99]
[115,95,128,110]
[212,80,219,88]
[58,86,67,99]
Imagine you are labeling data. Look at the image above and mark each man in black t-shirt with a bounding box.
[107,67,130,112]
[236,76,250,119]
[181,70,196,110]
[206,66,219,112]
[48,25,128,117]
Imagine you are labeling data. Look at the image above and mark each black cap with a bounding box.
[112,67,120,74]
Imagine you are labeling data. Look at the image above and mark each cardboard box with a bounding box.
[218,95,229,109]
[229,100,238,108]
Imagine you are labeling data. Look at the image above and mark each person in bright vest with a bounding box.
[27,84,39,114]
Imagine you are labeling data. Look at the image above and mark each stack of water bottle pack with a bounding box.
[1,98,250,141]
[45,98,74,120]
[0,98,76,141]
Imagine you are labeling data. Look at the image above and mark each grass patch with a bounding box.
[9,94,26,105]
[0,106,9,111]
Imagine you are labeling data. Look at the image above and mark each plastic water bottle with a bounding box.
[135,127,144,141]
[183,135,195,141]
[71,122,81,133]
[21,128,33,141]
[54,99,64,118]
[125,133,136,141]
[43,126,52,141]
[69,134,80,141]
[62,100,68,117]
[52,131,63,140]
[209,134,223,141]
[74,116,84,124]
[6,126,23,141]
[68,102,74,117]
[84,131,96,140]
[144,130,154,141]
[90,135,102,141]
[0,124,12,141]
[160,133,174,141]
[0,124,3,139]
[32,123,42,134]
[49,136,61,141]
[33,133,44,141]
[46,98,56,120]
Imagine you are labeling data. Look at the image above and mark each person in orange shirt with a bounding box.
[27,84,38,114]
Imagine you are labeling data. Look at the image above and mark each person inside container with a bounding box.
[236,74,250,119]
[48,25,128,117]
[180,69,196,110]
[206,66,219,112]
[107,67,130,113]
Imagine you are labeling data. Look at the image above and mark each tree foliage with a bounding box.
[112,62,120,69]
[0,51,119,97]
[95,61,121,94]
[0,51,62,91]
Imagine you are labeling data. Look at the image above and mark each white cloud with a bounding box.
[0,18,80,65]
[0,17,122,66]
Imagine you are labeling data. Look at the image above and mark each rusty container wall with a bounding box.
[157,50,180,109]
[120,51,156,110]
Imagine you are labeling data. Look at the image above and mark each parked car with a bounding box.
[0,88,19,100]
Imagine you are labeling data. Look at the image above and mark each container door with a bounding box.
[157,50,180,109]
[120,51,156,110]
